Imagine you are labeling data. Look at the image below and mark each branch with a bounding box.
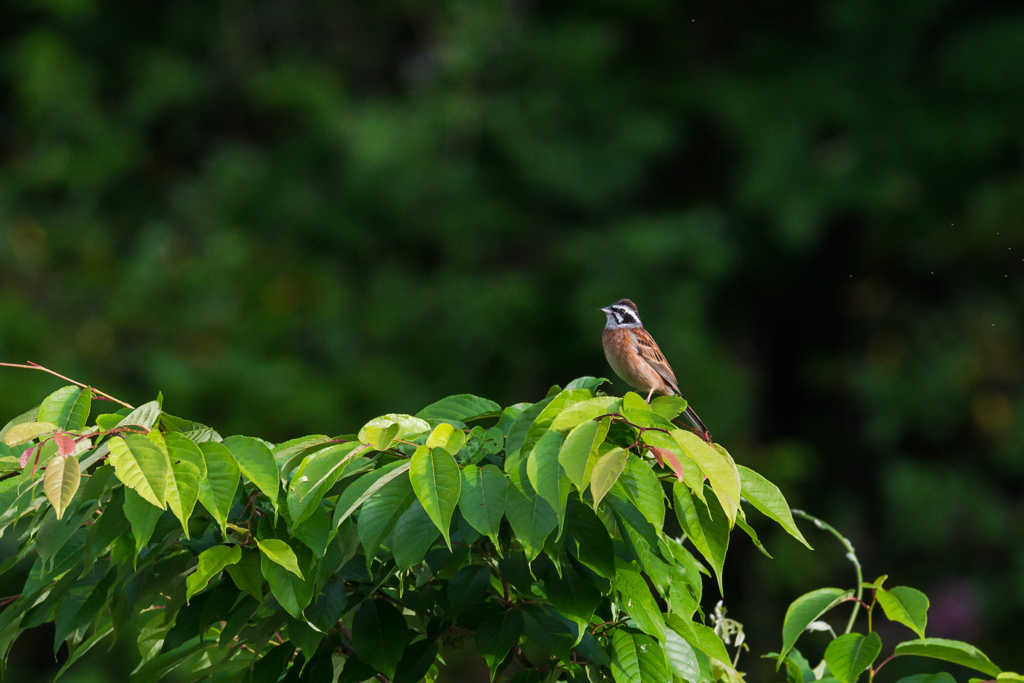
[0,362,134,409]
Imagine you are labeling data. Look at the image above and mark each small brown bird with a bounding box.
[601,299,711,441]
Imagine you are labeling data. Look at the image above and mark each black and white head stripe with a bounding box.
[601,299,642,328]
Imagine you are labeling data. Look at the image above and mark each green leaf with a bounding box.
[416,394,502,427]
[894,638,1001,677]
[108,434,171,509]
[197,441,240,537]
[458,464,508,544]
[115,400,161,429]
[66,390,91,432]
[505,448,557,561]
[610,629,671,683]
[779,587,852,662]
[559,418,610,492]
[664,628,700,683]
[520,603,578,663]
[649,396,689,421]
[123,488,163,558]
[306,578,347,632]
[615,454,665,529]
[164,433,205,538]
[564,498,616,579]
[362,422,400,451]
[621,392,676,430]
[565,376,610,392]
[256,538,304,578]
[225,549,264,601]
[224,436,281,514]
[358,470,416,560]
[504,398,550,456]
[186,545,242,603]
[590,447,628,510]
[287,442,364,525]
[410,445,462,549]
[261,545,313,618]
[544,563,601,639]
[392,500,441,569]
[550,397,621,431]
[674,483,728,595]
[824,632,882,683]
[672,430,740,525]
[3,421,58,447]
[393,639,439,683]
[425,423,467,455]
[293,504,332,557]
[737,466,811,549]
[612,563,666,641]
[476,609,524,681]
[351,599,407,679]
[43,454,80,520]
[667,615,732,669]
[333,460,411,529]
[877,586,929,639]
[38,387,88,431]
[448,565,493,616]
[527,429,565,528]
[250,641,294,683]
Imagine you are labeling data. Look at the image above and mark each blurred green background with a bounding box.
[1,0,1023,679]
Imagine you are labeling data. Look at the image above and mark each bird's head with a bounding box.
[600,299,642,329]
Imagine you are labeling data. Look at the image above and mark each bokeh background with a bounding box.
[2,0,1023,680]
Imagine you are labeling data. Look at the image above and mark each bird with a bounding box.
[600,298,712,442]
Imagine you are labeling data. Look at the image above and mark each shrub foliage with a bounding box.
[0,374,1014,682]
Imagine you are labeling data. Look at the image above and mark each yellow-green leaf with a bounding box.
[108,434,171,509]
[409,445,462,549]
[877,586,929,639]
[256,538,304,578]
[164,433,205,538]
[672,430,740,525]
[186,545,242,603]
[425,422,468,455]
[3,421,58,447]
[559,418,610,491]
[590,447,628,511]
[197,441,240,537]
[43,454,80,520]
[224,435,281,514]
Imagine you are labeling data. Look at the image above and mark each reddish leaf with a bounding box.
[19,445,39,472]
[54,434,77,457]
[649,447,685,482]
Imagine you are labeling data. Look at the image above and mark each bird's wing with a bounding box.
[631,328,681,395]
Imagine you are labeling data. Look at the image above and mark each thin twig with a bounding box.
[872,653,899,677]
[0,362,134,409]
[792,509,864,634]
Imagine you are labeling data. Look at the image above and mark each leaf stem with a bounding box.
[0,361,134,409]
[792,509,863,634]
[872,653,899,678]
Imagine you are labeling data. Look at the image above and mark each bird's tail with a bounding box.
[683,405,712,443]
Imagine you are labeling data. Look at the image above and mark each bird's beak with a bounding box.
[599,307,611,313]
